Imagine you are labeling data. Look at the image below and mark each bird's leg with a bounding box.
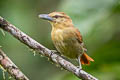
[78,55,82,70]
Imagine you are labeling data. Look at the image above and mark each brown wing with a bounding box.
[75,28,87,52]
[75,29,83,43]
[75,28,94,64]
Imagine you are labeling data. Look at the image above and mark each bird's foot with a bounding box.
[51,50,59,54]
[77,66,82,70]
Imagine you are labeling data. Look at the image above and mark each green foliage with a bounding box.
[0,0,120,80]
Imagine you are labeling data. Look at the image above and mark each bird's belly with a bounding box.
[53,38,83,59]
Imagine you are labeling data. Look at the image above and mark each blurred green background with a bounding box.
[0,0,120,80]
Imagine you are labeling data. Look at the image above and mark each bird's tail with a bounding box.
[80,53,94,65]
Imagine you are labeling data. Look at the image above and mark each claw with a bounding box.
[51,50,59,54]
[51,50,57,52]
[77,66,82,70]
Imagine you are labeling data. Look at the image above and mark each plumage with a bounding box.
[51,27,83,59]
[39,12,94,67]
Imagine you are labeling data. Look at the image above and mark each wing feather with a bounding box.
[75,29,87,52]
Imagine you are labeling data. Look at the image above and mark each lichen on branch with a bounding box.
[0,16,98,80]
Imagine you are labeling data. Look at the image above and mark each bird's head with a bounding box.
[39,12,73,29]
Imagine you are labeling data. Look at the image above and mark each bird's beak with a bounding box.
[39,14,53,21]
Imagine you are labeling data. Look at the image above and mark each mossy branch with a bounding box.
[0,16,98,80]
[0,48,29,80]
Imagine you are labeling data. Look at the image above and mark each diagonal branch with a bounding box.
[0,16,98,80]
[0,48,29,80]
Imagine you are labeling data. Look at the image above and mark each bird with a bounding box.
[39,12,94,69]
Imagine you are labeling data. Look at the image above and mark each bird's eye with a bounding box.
[53,15,60,18]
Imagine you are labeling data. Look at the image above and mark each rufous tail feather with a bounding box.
[80,53,94,65]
